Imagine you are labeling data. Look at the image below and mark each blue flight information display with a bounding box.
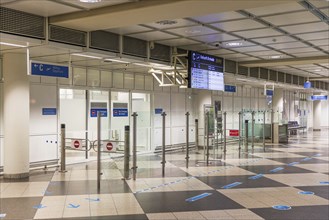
[188,51,224,91]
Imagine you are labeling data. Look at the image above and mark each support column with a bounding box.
[3,53,30,179]
[313,100,321,131]
[272,88,284,123]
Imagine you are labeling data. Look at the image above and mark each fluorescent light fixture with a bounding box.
[148,68,163,74]
[180,85,187,89]
[0,42,27,48]
[71,53,102,59]
[314,69,321,72]
[134,63,152,67]
[104,58,129,64]
[79,0,101,3]
[225,42,242,47]
[269,55,281,59]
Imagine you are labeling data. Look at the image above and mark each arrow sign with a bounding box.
[248,174,264,180]
[301,157,312,161]
[33,204,46,209]
[270,167,284,173]
[222,182,242,189]
[320,181,329,185]
[185,193,212,202]
[68,204,80,208]
[86,198,100,202]
[313,153,322,157]
[287,162,299,166]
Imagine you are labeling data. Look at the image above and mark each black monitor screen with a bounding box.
[188,51,224,91]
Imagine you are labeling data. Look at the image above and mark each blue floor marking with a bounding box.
[298,191,314,195]
[272,205,291,210]
[185,193,212,202]
[313,153,322,157]
[248,174,264,180]
[68,204,80,208]
[301,157,312,161]
[86,198,100,202]
[222,182,242,189]
[287,162,299,166]
[270,167,284,173]
[33,204,46,209]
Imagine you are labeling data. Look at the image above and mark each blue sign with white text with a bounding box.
[266,90,274,96]
[225,85,236,92]
[311,95,327,101]
[155,108,163,114]
[31,62,69,78]
[304,81,311,88]
[42,108,57,115]
[113,108,128,117]
[90,109,108,117]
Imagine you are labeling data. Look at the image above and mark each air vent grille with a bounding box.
[286,74,292,83]
[123,36,147,58]
[238,65,248,76]
[269,70,277,81]
[0,7,44,38]
[298,76,305,86]
[292,75,298,85]
[224,59,236,73]
[150,43,171,62]
[260,68,268,80]
[250,67,259,78]
[90,31,119,52]
[278,72,285,82]
[49,25,86,46]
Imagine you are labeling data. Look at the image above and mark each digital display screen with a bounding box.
[188,51,224,91]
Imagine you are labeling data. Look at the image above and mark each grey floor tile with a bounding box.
[0,197,42,219]
[134,168,190,178]
[238,165,316,174]
[296,185,329,200]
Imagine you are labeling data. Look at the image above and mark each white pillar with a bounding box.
[196,90,212,146]
[3,53,30,178]
[313,100,321,131]
[272,88,283,123]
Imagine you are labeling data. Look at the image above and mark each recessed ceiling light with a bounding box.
[156,20,177,25]
[269,55,281,59]
[314,69,321,72]
[225,42,242,47]
[79,0,101,3]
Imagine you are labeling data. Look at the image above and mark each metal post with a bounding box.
[185,112,190,168]
[132,112,138,181]
[195,119,199,150]
[206,111,210,166]
[271,109,274,143]
[251,111,255,150]
[223,112,227,154]
[263,111,266,152]
[85,91,89,159]
[245,120,249,153]
[238,112,242,152]
[60,124,66,172]
[124,125,130,179]
[97,112,101,193]
[161,112,167,177]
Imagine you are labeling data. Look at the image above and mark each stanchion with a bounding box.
[245,120,249,153]
[132,112,138,181]
[97,112,101,193]
[238,111,242,153]
[124,125,130,180]
[85,131,89,159]
[59,124,67,173]
[251,111,255,151]
[195,119,199,150]
[223,112,227,155]
[271,109,274,143]
[263,111,266,152]
[206,111,210,166]
[161,112,167,177]
[185,112,190,168]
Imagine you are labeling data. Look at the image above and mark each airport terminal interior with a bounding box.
[0,0,328,219]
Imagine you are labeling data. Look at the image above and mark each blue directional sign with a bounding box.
[31,62,69,78]
[224,85,236,93]
[42,108,57,116]
[311,95,327,101]
[266,90,274,96]
[155,108,163,114]
[113,108,128,117]
[185,193,212,202]
[272,205,291,210]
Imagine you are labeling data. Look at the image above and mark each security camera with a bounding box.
[149,41,155,50]
[215,42,220,48]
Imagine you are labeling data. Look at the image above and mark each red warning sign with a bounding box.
[106,142,113,151]
[229,130,239,137]
[73,140,80,148]
[71,140,82,149]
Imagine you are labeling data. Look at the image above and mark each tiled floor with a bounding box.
[0,130,328,219]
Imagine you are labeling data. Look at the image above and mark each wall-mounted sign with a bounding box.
[90,102,107,117]
[229,129,239,136]
[304,81,311,89]
[266,90,274,96]
[31,61,69,78]
[155,108,163,114]
[224,85,236,92]
[311,95,327,101]
[42,108,57,115]
[113,103,128,117]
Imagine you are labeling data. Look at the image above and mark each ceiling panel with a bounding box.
[106,25,152,35]
[320,8,329,16]
[247,50,283,56]
[262,11,319,26]
[251,35,296,44]
[190,33,239,42]
[191,11,245,23]
[4,0,79,16]
[231,45,268,53]
[63,0,133,9]
[245,2,304,16]
[166,26,219,37]
[296,31,329,41]
[144,18,196,29]
[308,39,329,46]
[129,31,176,41]
[223,53,249,59]
[294,51,327,57]
[233,28,282,38]
[206,49,235,55]
[211,19,265,32]
[280,22,328,34]
[268,41,308,50]
[235,57,260,62]
[280,47,319,54]
[180,44,215,51]
[157,38,199,46]
[308,0,329,8]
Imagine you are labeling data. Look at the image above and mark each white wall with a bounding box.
[0,82,3,166]
[321,99,329,127]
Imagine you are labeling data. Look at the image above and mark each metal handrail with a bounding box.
[64,138,93,152]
